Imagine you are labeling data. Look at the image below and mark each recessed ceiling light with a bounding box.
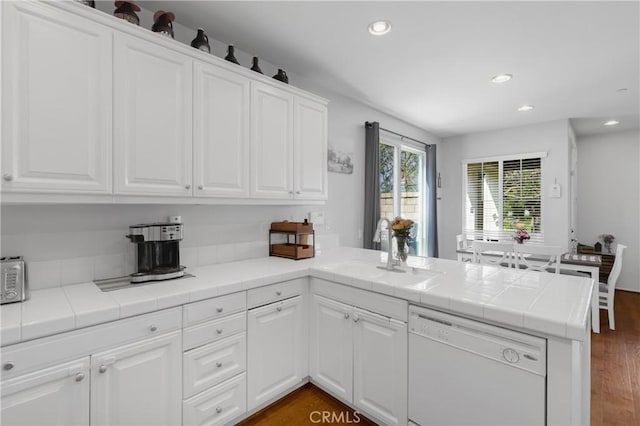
[517,105,535,112]
[604,120,620,126]
[491,74,512,83]
[368,20,391,36]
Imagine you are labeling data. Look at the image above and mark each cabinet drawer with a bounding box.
[183,292,246,326]
[311,278,408,322]
[183,372,247,426]
[247,278,305,309]
[184,332,246,399]
[183,312,246,351]
[1,307,182,379]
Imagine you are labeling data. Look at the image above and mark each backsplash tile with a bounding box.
[60,257,95,285]
[28,260,62,290]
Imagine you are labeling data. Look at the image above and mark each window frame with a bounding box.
[461,151,547,241]
[380,135,427,255]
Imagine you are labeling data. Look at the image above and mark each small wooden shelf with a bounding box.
[269,221,315,260]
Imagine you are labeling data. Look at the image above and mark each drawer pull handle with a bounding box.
[216,328,223,334]
[99,365,107,374]
[216,307,224,313]
[277,307,282,312]
[149,325,157,332]
[344,313,350,320]
[276,291,282,296]
[198,185,204,190]
[216,407,223,414]
[3,362,15,371]
[185,184,191,190]
[216,362,223,368]
[75,373,85,382]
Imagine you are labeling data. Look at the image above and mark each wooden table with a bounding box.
[457,249,602,333]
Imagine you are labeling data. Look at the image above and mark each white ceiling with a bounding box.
[141,1,640,138]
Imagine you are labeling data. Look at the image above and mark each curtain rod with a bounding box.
[379,126,432,147]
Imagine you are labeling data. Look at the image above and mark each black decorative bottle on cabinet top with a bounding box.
[74,0,95,7]
[113,1,140,25]
[152,10,175,39]
[250,57,263,74]
[225,45,240,65]
[273,69,289,84]
[191,28,210,53]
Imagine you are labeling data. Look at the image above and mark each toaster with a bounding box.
[1,256,28,304]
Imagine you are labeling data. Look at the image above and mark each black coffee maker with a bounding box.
[126,223,185,283]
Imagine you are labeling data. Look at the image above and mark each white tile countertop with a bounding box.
[0,247,594,346]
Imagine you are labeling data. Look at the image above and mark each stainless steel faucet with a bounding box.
[373,218,404,272]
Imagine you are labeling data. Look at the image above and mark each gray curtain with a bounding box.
[363,121,380,250]
[424,144,439,257]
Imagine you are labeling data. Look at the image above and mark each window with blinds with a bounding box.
[463,155,543,242]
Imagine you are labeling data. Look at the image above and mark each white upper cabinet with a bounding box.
[250,82,295,199]
[113,33,193,196]
[294,97,328,200]
[193,62,251,198]
[1,1,112,194]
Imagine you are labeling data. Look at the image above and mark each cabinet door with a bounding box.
[1,1,112,194]
[250,82,294,199]
[309,295,353,403]
[113,33,193,196]
[294,97,328,200]
[193,62,250,198]
[0,358,90,426]
[353,308,407,425]
[90,331,182,426]
[247,296,305,410]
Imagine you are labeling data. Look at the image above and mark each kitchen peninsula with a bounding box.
[1,247,592,425]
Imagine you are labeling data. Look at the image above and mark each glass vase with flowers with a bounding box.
[513,222,531,244]
[391,217,414,264]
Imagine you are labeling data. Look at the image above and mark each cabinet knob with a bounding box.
[2,174,13,182]
[344,313,350,320]
[353,317,360,323]
[3,362,15,371]
[99,365,107,374]
[149,325,157,332]
[276,291,282,296]
[216,362,223,368]
[198,185,204,190]
[216,307,224,313]
[216,328,223,334]
[296,191,301,194]
[75,373,85,382]
[185,184,191,190]
[288,191,293,194]
[276,307,282,312]
[216,407,223,414]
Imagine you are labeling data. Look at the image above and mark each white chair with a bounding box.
[456,234,469,250]
[599,244,626,330]
[513,244,564,274]
[472,241,514,268]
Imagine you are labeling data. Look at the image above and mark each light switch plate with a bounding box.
[309,211,325,226]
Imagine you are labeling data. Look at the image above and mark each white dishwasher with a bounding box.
[408,305,547,426]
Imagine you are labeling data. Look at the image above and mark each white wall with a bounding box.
[576,129,640,292]
[0,2,439,287]
[438,120,572,260]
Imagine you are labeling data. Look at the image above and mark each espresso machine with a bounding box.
[126,222,185,283]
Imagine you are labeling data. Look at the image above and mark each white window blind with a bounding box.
[463,155,543,243]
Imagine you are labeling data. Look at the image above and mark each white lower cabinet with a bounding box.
[183,373,247,426]
[0,358,90,426]
[90,330,182,426]
[247,295,306,410]
[310,294,408,425]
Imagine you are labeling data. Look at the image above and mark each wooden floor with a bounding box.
[591,290,640,426]
[238,384,376,426]
[239,290,640,426]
